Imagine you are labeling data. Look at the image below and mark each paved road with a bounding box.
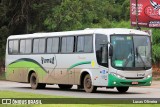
[0,81,160,98]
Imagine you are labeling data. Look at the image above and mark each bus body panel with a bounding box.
[5,28,152,88]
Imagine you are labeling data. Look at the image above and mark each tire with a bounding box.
[30,72,46,89]
[116,87,129,93]
[83,74,97,93]
[58,84,73,90]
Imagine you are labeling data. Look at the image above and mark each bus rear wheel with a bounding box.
[30,72,46,89]
[83,74,97,93]
[58,84,73,90]
[116,87,129,93]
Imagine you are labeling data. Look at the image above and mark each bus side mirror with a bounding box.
[109,46,113,56]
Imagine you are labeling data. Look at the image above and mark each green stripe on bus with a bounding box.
[67,61,91,71]
[6,59,47,78]
[8,58,47,73]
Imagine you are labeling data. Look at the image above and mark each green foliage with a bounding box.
[0,26,9,59]
[111,21,131,28]
[152,44,160,63]
[44,0,83,31]
[152,29,160,64]
[0,0,160,64]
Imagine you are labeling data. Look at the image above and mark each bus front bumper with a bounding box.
[108,74,152,87]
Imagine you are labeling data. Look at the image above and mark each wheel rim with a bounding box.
[85,77,92,89]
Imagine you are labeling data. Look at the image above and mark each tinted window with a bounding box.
[20,39,32,54]
[84,36,93,52]
[61,37,67,53]
[77,36,84,52]
[13,40,19,54]
[61,37,74,53]
[25,39,32,53]
[52,38,59,53]
[33,38,45,53]
[20,40,25,54]
[33,39,39,53]
[77,35,93,53]
[67,37,74,53]
[96,34,108,67]
[39,39,46,53]
[47,37,59,53]
[47,38,52,53]
[8,41,14,54]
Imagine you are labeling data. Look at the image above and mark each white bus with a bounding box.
[5,28,152,93]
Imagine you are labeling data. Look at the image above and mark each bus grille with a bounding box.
[125,77,144,79]
[120,82,146,86]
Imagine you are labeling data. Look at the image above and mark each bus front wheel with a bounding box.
[116,87,129,93]
[83,74,97,93]
[58,84,73,90]
[30,73,46,89]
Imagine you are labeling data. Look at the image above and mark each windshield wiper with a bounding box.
[136,48,147,70]
[123,48,133,70]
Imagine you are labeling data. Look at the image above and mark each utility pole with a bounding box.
[136,0,141,30]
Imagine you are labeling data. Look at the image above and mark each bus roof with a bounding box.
[8,28,148,39]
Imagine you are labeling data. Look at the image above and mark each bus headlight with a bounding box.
[110,73,125,79]
[144,74,152,79]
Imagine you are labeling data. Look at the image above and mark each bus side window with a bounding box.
[95,34,108,67]
[10,40,19,54]
[61,36,74,53]
[39,38,46,53]
[8,40,14,54]
[77,36,84,52]
[20,40,26,54]
[47,37,59,53]
[67,37,74,53]
[33,38,45,54]
[52,37,59,53]
[20,39,32,54]
[25,39,32,54]
[47,38,52,53]
[33,39,39,53]
[84,35,93,53]
[61,37,67,53]
[77,35,93,53]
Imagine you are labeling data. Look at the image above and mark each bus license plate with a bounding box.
[132,82,138,85]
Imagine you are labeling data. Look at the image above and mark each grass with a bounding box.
[0,90,66,98]
[0,91,159,107]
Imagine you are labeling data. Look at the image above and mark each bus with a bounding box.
[5,28,152,93]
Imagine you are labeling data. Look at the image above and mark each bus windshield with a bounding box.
[111,35,151,70]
